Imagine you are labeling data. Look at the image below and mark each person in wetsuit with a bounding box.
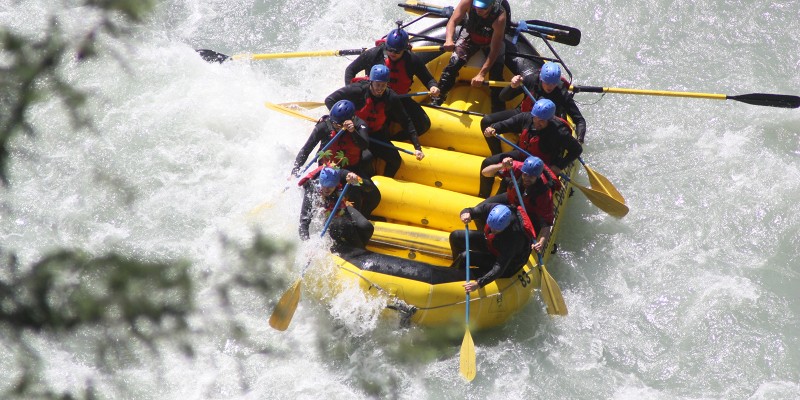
[481,62,587,151]
[449,203,533,293]
[344,28,441,137]
[326,64,425,178]
[299,166,375,250]
[478,156,560,253]
[479,98,582,198]
[434,0,510,113]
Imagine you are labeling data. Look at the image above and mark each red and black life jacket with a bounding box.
[323,118,361,166]
[361,39,414,94]
[518,116,570,164]
[483,225,500,256]
[384,56,413,94]
[515,206,537,241]
[355,94,388,132]
[505,165,562,222]
[483,206,536,254]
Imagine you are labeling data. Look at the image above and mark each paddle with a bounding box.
[493,134,629,218]
[571,85,800,109]
[508,169,567,316]
[278,91,430,110]
[197,45,443,63]
[265,102,318,123]
[278,101,326,109]
[266,102,420,156]
[579,157,625,204]
[269,183,351,331]
[516,86,626,202]
[420,103,486,117]
[459,223,476,381]
[369,138,415,155]
[296,129,346,177]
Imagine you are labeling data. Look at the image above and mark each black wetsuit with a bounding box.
[448,202,532,288]
[292,115,370,177]
[325,82,420,178]
[479,114,581,198]
[344,44,438,136]
[299,169,377,248]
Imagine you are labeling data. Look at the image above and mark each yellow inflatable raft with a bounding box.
[315,26,578,330]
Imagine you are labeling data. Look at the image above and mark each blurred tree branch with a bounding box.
[0,0,155,186]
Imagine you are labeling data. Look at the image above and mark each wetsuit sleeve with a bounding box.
[553,124,583,170]
[498,84,524,102]
[387,92,421,150]
[468,202,497,223]
[293,122,327,175]
[298,183,315,240]
[563,92,587,142]
[490,112,529,134]
[344,47,383,85]
[325,84,362,110]
[351,116,370,149]
[476,230,529,288]
[408,53,438,89]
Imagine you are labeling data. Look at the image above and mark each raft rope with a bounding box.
[336,261,541,312]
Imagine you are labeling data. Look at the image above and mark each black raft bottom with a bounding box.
[335,245,467,286]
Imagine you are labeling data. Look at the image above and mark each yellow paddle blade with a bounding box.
[268,279,303,331]
[539,264,567,316]
[573,183,629,218]
[583,164,626,204]
[265,102,317,123]
[248,201,273,216]
[459,328,477,381]
[278,101,325,109]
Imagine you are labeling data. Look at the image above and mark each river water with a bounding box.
[1,0,799,399]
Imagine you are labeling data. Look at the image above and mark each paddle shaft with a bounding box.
[297,128,346,176]
[572,85,800,109]
[369,138,415,155]
[232,45,442,61]
[459,223,477,381]
[465,224,471,314]
[320,183,351,237]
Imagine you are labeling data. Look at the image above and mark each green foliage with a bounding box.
[315,149,350,168]
[0,0,155,185]
[0,248,193,399]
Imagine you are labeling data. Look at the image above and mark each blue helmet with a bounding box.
[486,205,512,231]
[330,100,355,124]
[539,62,562,85]
[369,64,390,82]
[522,156,544,177]
[472,0,495,9]
[385,29,409,51]
[319,167,340,188]
[531,98,556,120]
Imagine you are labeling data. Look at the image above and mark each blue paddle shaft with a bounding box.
[320,183,350,237]
[464,223,471,319]
[299,128,346,176]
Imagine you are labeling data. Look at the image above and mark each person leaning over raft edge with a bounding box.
[326,64,425,178]
[449,203,533,293]
[344,27,441,137]
[298,166,375,250]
